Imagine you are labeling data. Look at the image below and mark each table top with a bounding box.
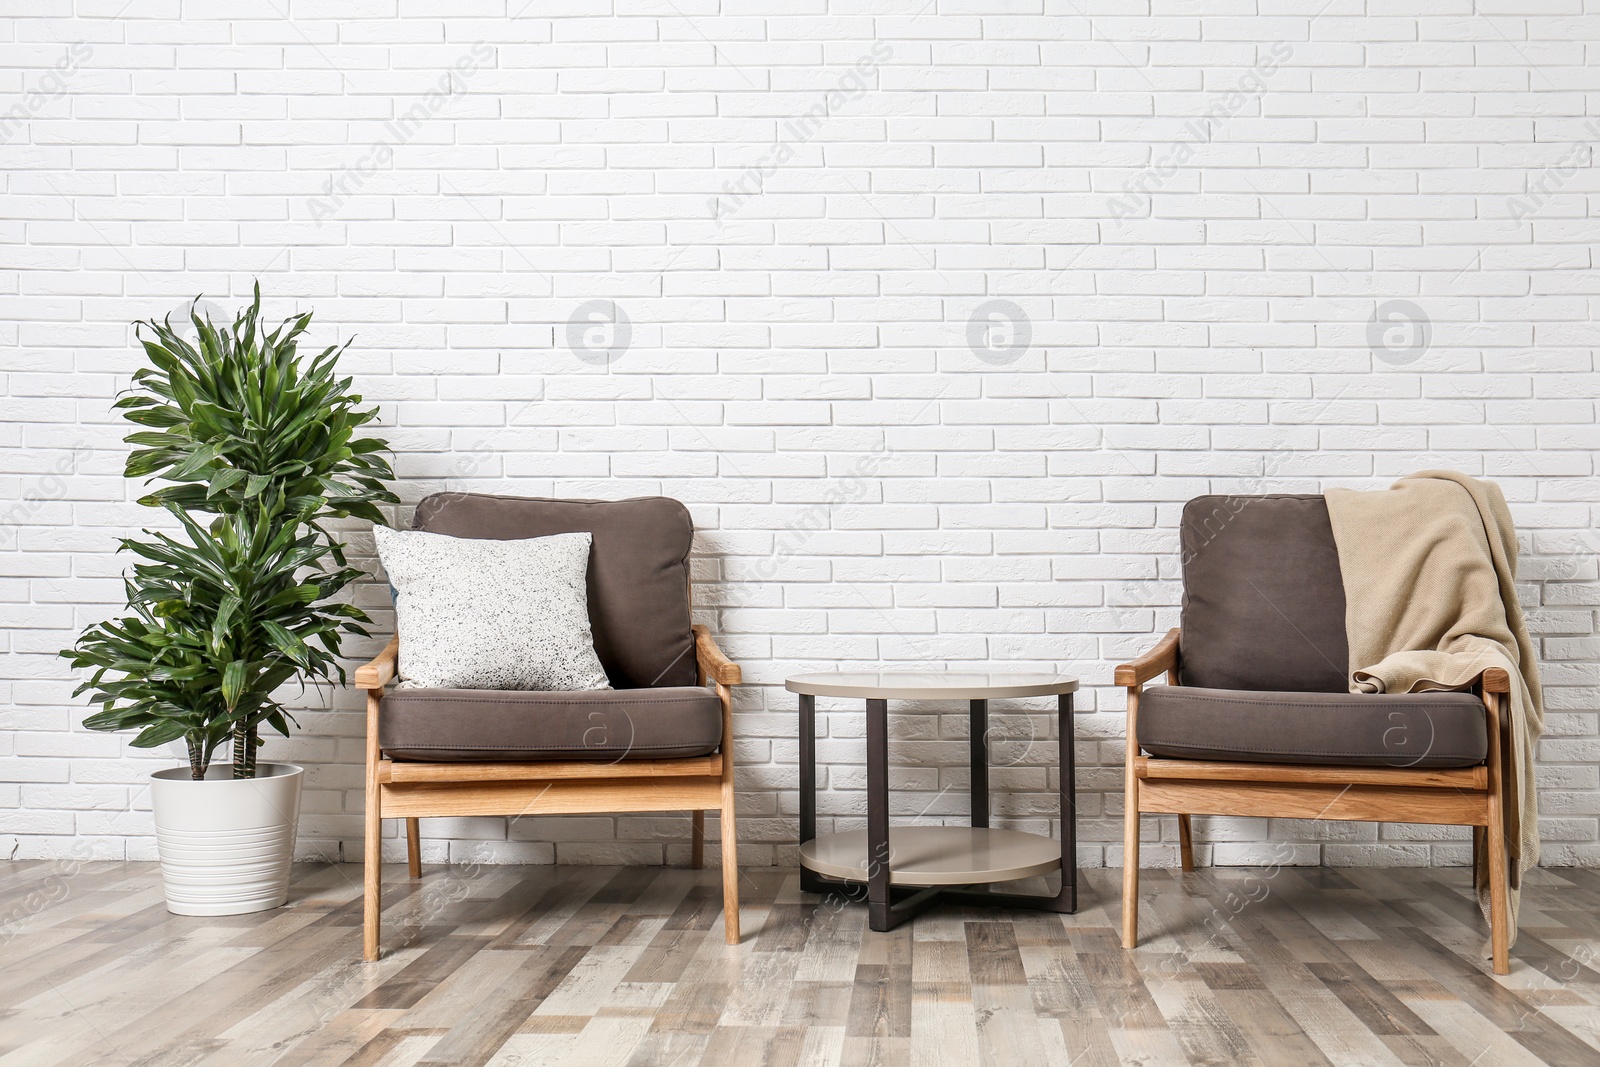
[784,670,1079,700]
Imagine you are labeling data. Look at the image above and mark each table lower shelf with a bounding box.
[799,826,1061,887]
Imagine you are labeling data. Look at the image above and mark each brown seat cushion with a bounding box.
[412,493,696,689]
[1137,686,1488,769]
[1179,494,1350,693]
[380,687,722,762]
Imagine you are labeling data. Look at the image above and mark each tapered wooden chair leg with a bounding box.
[691,810,705,870]
[1486,818,1511,975]
[406,818,422,879]
[363,789,382,962]
[1122,687,1142,950]
[720,794,740,945]
[363,689,383,963]
[1471,826,1485,890]
[1482,689,1511,976]
[1178,814,1195,872]
[1122,795,1141,949]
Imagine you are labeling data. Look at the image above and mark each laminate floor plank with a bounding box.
[907,1001,979,1067]
[0,861,1596,1066]
[1400,995,1557,1067]
[622,885,725,986]
[490,1015,653,1067]
[1397,927,1600,1067]
[714,943,803,1028]
[265,1006,409,1067]
[1208,988,1336,1067]
[1144,976,1265,1067]
[698,1023,807,1067]
[354,934,492,1011]
[411,947,590,1067]
[493,868,622,950]
[533,944,651,1018]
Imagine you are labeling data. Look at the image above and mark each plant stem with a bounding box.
[231,723,258,780]
[187,737,205,781]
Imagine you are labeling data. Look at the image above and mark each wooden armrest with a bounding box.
[1480,666,1511,694]
[354,635,399,690]
[693,624,741,686]
[1114,628,1181,688]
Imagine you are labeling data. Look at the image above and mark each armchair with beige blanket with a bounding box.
[1117,473,1542,976]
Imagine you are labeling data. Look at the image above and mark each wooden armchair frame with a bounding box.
[1116,627,1513,975]
[355,622,742,960]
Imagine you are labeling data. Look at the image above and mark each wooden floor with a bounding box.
[2,860,1599,1066]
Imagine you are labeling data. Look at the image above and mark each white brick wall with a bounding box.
[3,2,1598,871]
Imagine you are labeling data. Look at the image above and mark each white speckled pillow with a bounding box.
[374,526,611,692]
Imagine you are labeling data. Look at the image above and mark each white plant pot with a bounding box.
[149,762,303,916]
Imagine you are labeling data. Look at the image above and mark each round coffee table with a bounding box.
[785,670,1080,931]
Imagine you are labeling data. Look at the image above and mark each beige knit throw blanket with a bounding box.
[1324,471,1543,947]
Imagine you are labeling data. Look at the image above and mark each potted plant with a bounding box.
[62,286,397,915]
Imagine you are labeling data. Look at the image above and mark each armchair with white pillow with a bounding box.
[357,493,742,960]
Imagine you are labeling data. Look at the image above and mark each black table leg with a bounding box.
[798,693,824,894]
[821,696,940,932]
[865,697,894,931]
[1060,690,1077,911]
[937,689,1078,914]
[970,699,989,828]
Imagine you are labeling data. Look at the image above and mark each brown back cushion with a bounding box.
[1179,494,1349,693]
[412,493,696,689]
